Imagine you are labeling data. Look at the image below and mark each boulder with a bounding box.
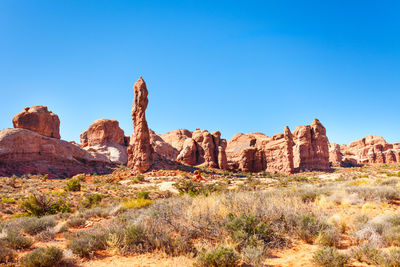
[80,119,125,147]
[0,128,112,178]
[12,106,60,139]
[127,77,153,173]
[177,138,198,166]
[80,119,128,165]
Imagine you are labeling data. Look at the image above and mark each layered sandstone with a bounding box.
[0,128,112,178]
[292,119,330,171]
[329,143,342,167]
[13,106,60,139]
[341,135,400,165]
[127,77,153,173]
[226,129,295,174]
[80,119,128,165]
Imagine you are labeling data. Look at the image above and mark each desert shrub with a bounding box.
[316,228,340,247]
[241,244,266,266]
[20,216,56,235]
[296,214,328,243]
[137,191,150,199]
[313,247,349,267]
[0,244,15,264]
[21,193,71,216]
[105,224,150,254]
[2,229,33,249]
[80,193,103,208]
[20,247,63,267]
[383,225,400,246]
[67,215,87,228]
[65,177,81,191]
[225,213,275,250]
[82,207,111,218]
[383,248,400,267]
[36,229,56,241]
[173,178,220,196]
[347,186,398,201]
[196,245,239,267]
[122,198,153,209]
[296,187,327,202]
[67,231,107,257]
[351,243,385,265]
[354,225,384,247]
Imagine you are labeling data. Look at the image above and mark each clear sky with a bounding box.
[1,1,399,145]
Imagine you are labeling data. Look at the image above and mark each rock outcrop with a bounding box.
[13,106,61,139]
[292,119,330,172]
[150,130,178,161]
[329,143,342,167]
[226,129,295,174]
[0,128,112,178]
[341,135,400,165]
[80,119,128,165]
[127,77,153,173]
[262,127,294,174]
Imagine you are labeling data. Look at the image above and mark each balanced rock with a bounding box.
[127,77,153,173]
[13,106,60,139]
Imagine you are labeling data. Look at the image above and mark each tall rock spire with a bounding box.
[127,77,153,173]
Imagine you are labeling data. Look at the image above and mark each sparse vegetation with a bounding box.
[20,246,64,267]
[2,165,400,265]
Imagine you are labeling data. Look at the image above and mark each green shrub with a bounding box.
[21,216,56,235]
[20,247,63,267]
[296,214,328,243]
[313,247,349,267]
[67,231,106,257]
[81,193,103,208]
[0,244,15,264]
[173,178,221,196]
[2,229,33,249]
[196,246,239,267]
[21,194,71,216]
[225,214,275,249]
[65,177,81,191]
[137,191,150,200]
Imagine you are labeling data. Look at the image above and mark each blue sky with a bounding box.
[1,1,399,145]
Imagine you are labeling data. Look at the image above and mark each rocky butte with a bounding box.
[0,77,399,178]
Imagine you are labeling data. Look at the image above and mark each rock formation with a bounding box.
[226,128,295,174]
[177,138,198,166]
[341,135,400,165]
[262,127,295,174]
[127,77,153,173]
[0,128,112,178]
[13,106,61,139]
[329,143,342,167]
[150,130,178,161]
[292,119,330,172]
[80,119,129,165]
